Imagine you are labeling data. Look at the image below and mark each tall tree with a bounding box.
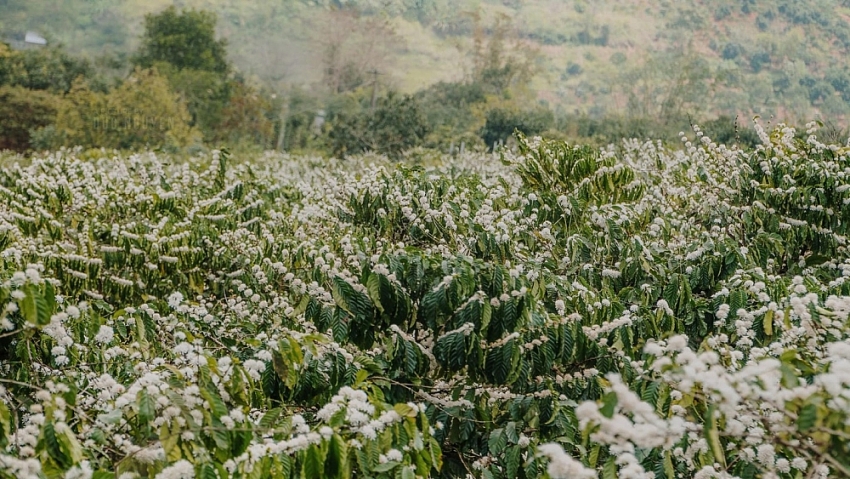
[479,102,553,149]
[319,10,398,94]
[215,81,276,148]
[0,85,60,151]
[54,68,197,150]
[132,6,229,74]
[327,92,429,158]
[468,12,539,95]
[0,42,92,94]
[132,7,232,142]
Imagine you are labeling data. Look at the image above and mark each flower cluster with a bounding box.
[0,121,848,478]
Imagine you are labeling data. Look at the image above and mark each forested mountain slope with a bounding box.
[3,0,850,123]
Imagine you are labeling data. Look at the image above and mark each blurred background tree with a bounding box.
[319,9,398,95]
[0,2,826,154]
[214,80,277,149]
[0,42,93,94]
[132,7,232,143]
[51,68,197,151]
[479,102,554,149]
[132,7,228,74]
[327,91,430,159]
[469,12,539,96]
[0,85,60,151]
[415,81,487,148]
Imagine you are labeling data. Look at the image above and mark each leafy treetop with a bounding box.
[132,6,229,74]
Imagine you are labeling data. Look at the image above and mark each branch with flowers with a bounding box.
[0,120,849,478]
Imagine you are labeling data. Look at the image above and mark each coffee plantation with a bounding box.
[1,121,850,478]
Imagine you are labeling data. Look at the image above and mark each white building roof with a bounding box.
[24,31,47,45]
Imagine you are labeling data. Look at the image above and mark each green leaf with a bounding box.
[278,454,293,478]
[35,289,52,326]
[138,391,156,426]
[372,461,401,473]
[603,456,617,479]
[798,403,817,432]
[485,340,517,384]
[763,309,774,336]
[641,382,659,407]
[43,281,56,319]
[211,418,231,451]
[56,423,83,465]
[303,444,324,479]
[201,386,230,417]
[41,421,70,469]
[332,276,372,317]
[160,422,181,462]
[429,437,443,471]
[0,400,10,448]
[200,463,217,479]
[600,392,618,419]
[588,444,600,468]
[481,301,492,332]
[326,434,347,479]
[403,340,419,375]
[272,348,290,386]
[434,331,467,371]
[19,284,38,325]
[704,405,726,468]
[505,445,521,478]
[488,428,507,455]
[97,409,123,426]
[664,451,675,479]
[286,337,304,366]
[394,403,418,418]
[730,290,747,315]
[366,273,384,314]
[505,421,519,444]
[805,254,830,267]
[259,408,282,430]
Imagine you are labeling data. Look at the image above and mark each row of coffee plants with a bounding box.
[0,121,849,478]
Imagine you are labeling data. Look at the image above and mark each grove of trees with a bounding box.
[0,5,768,157]
[0,7,279,153]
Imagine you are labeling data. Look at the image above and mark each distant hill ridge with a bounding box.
[3,0,850,122]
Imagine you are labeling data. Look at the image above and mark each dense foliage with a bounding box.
[327,93,431,159]
[0,6,278,153]
[0,86,60,151]
[0,43,93,95]
[50,68,198,151]
[127,7,277,148]
[6,1,823,154]
[479,104,554,149]
[1,122,850,478]
[5,0,850,126]
[132,7,229,75]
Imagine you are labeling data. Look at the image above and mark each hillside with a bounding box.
[3,0,850,124]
